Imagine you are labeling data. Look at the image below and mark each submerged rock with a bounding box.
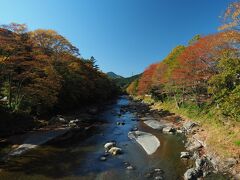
[100,156,107,161]
[128,131,160,155]
[116,122,125,126]
[145,168,164,179]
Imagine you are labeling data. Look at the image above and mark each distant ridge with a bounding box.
[107,72,141,89]
[107,72,123,79]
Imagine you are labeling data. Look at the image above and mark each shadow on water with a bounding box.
[0,96,198,179]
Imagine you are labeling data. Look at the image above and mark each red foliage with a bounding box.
[172,31,240,88]
[137,63,158,95]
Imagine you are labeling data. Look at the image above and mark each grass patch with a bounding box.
[234,140,240,147]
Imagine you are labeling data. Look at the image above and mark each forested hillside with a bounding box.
[128,31,240,121]
[126,1,240,165]
[108,73,141,90]
[0,23,119,116]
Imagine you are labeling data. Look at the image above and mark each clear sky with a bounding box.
[0,0,234,77]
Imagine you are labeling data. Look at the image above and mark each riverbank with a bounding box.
[130,95,240,179]
[0,101,114,161]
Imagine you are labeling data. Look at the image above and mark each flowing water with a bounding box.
[0,97,207,180]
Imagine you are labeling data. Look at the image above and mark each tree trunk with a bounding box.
[8,74,12,108]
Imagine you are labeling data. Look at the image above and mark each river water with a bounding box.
[0,97,202,179]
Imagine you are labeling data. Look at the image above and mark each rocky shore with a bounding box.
[123,97,239,179]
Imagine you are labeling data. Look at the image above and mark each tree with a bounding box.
[0,26,33,110]
[172,31,240,105]
[188,34,201,45]
[0,23,28,34]
[219,1,240,31]
[30,29,79,58]
[0,23,119,115]
[137,63,158,95]
[126,79,139,95]
[84,56,99,70]
[208,50,240,120]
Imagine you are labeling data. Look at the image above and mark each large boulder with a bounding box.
[128,131,160,155]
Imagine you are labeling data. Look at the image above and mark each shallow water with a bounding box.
[0,97,226,180]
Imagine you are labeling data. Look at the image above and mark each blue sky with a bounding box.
[0,0,234,77]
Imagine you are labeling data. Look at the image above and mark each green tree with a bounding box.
[208,50,240,120]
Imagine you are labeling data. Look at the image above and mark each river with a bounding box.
[0,96,214,179]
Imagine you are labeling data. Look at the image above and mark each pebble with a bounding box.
[100,156,107,161]
[126,165,134,170]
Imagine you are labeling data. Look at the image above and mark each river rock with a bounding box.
[144,120,166,130]
[128,131,160,155]
[131,127,138,131]
[183,121,197,131]
[154,176,163,180]
[181,152,191,159]
[104,142,116,151]
[177,129,183,134]
[186,139,203,151]
[117,122,125,126]
[145,168,164,179]
[184,168,200,180]
[126,165,134,170]
[195,157,206,170]
[100,156,107,161]
[224,158,238,168]
[162,126,175,134]
[50,116,67,124]
[108,147,122,155]
[140,116,155,121]
[69,119,80,124]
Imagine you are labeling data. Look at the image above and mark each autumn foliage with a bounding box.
[128,30,240,119]
[0,23,118,115]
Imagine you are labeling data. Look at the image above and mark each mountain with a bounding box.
[107,72,123,79]
[113,74,142,89]
[107,72,141,90]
